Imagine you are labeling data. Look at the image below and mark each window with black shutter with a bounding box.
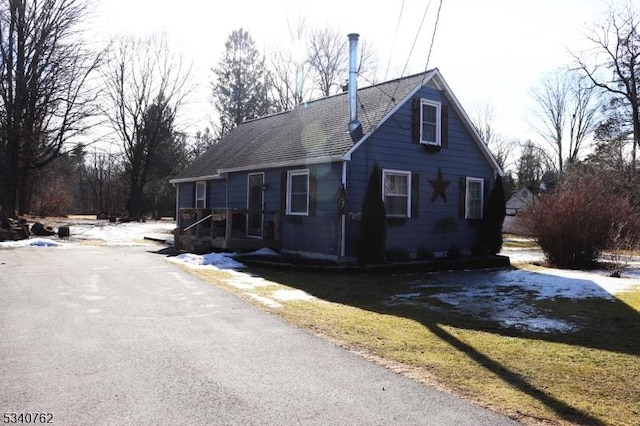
[412,98,449,151]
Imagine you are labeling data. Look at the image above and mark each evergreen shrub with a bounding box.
[358,163,386,264]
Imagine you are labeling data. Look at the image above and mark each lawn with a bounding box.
[177,261,640,426]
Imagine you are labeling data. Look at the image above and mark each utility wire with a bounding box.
[421,0,444,86]
[400,0,432,81]
[376,0,406,109]
[382,0,432,116]
[381,1,405,88]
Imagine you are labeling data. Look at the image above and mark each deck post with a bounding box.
[225,209,233,241]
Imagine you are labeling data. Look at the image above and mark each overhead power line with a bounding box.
[421,0,444,87]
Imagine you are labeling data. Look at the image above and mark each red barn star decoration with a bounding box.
[429,168,450,203]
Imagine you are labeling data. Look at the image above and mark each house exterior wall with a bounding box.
[177,182,194,209]
[345,86,495,258]
[278,162,344,258]
[175,162,344,258]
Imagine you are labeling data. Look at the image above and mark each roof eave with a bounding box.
[432,71,505,176]
[169,174,223,184]
[216,156,346,175]
[343,70,436,161]
[343,69,504,176]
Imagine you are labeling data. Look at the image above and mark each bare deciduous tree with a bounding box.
[268,19,312,111]
[0,0,103,215]
[101,34,192,220]
[567,75,599,166]
[530,70,599,172]
[573,2,640,168]
[307,27,376,98]
[471,101,516,171]
[308,27,345,98]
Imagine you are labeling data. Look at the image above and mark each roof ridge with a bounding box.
[241,70,434,126]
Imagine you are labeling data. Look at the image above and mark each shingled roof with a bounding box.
[172,71,440,182]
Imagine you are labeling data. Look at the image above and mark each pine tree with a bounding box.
[358,163,386,264]
[482,175,507,254]
[211,29,272,138]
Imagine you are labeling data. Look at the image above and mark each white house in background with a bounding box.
[506,187,535,216]
[503,187,536,235]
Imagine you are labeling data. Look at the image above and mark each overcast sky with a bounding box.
[92,0,608,158]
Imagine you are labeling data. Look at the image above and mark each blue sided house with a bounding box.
[171,35,502,261]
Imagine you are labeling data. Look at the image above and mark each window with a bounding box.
[420,100,441,146]
[195,181,206,208]
[465,177,484,219]
[383,170,411,218]
[287,170,309,215]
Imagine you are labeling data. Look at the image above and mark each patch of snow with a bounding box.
[2,219,175,247]
[501,248,545,264]
[513,268,640,298]
[387,293,423,305]
[0,238,64,248]
[169,252,245,270]
[272,289,315,301]
[428,281,578,333]
[70,221,175,245]
[501,316,576,333]
[407,265,640,333]
[244,293,282,308]
[223,275,276,290]
[239,247,281,257]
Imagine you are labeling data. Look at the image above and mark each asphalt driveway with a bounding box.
[0,243,520,425]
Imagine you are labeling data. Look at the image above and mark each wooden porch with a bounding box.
[175,208,280,253]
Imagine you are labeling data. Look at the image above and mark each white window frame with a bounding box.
[420,99,441,146]
[465,177,484,219]
[195,181,206,209]
[382,169,412,218]
[287,169,309,216]
[246,172,265,209]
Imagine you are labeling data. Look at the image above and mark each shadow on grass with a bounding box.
[243,266,639,426]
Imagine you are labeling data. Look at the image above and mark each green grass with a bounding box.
[502,234,539,249]
[180,264,640,426]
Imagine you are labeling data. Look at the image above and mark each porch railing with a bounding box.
[176,208,280,251]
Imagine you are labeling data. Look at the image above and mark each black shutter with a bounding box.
[483,178,491,219]
[441,105,449,148]
[412,97,421,144]
[459,177,466,219]
[280,171,287,214]
[309,172,317,216]
[206,181,211,208]
[411,172,420,218]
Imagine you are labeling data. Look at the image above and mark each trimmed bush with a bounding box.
[518,173,640,269]
[482,175,506,254]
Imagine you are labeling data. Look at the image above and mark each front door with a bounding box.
[247,173,264,238]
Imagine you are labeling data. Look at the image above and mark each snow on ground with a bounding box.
[68,219,175,245]
[272,289,315,301]
[0,217,176,247]
[169,252,246,270]
[392,266,640,333]
[0,237,65,248]
[3,220,640,332]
